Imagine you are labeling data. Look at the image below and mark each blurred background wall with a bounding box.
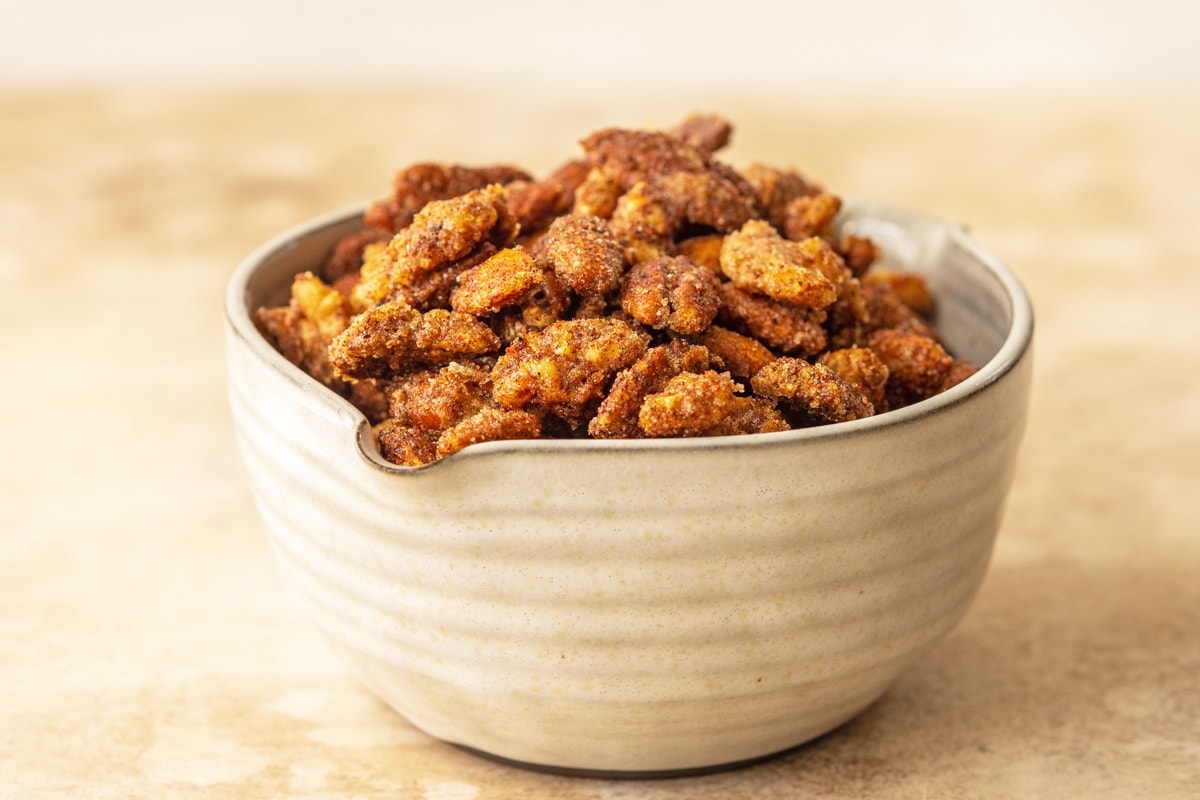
[1,0,1194,92]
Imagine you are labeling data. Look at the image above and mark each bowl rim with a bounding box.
[226,201,1034,474]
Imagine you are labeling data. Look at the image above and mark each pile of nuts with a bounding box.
[256,114,976,465]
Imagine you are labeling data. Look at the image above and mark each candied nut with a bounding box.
[390,184,517,280]
[619,255,720,334]
[352,240,394,308]
[741,163,819,231]
[823,275,870,350]
[638,370,741,438]
[491,317,649,426]
[862,279,940,340]
[690,324,776,380]
[450,246,544,316]
[331,272,361,304]
[504,180,569,235]
[364,163,530,233]
[716,282,828,357]
[398,244,497,311]
[323,227,390,282]
[582,127,724,191]
[653,170,757,233]
[571,293,611,320]
[540,214,626,296]
[527,268,575,322]
[719,220,842,309]
[387,362,492,431]
[942,359,980,391]
[290,271,353,342]
[708,395,791,436]
[607,181,679,265]
[329,300,501,379]
[257,300,390,423]
[818,346,890,413]
[352,195,513,311]
[863,268,936,317]
[375,420,440,466]
[837,235,879,278]
[358,230,502,311]
[488,308,531,347]
[257,272,350,386]
[589,341,711,439]
[867,328,954,408]
[346,379,390,424]
[782,192,842,240]
[256,269,393,424]
[488,268,576,341]
[256,304,333,385]
[751,357,875,425]
[544,158,592,203]
[436,407,543,459]
[668,112,733,153]
[582,127,757,232]
[572,167,622,219]
[676,234,724,271]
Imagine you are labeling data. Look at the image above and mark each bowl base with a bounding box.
[450,739,811,780]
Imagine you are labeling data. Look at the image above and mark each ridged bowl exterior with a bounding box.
[225,201,1033,773]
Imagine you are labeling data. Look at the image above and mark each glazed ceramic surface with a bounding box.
[225,201,1033,773]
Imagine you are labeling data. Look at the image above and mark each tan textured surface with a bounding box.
[2,90,1197,798]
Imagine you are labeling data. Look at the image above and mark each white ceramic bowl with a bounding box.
[225,200,1033,775]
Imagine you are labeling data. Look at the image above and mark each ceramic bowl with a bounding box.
[225,199,1033,775]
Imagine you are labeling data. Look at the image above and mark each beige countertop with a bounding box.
[2,89,1197,798]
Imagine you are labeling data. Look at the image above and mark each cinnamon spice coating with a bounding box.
[719,220,842,309]
[689,325,777,380]
[589,341,711,439]
[491,318,649,427]
[450,246,544,316]
[255,271,388,422]
[741,163,819,232]
[387,362,492,431]
[435,407,543,459]
[638,371,742,438]
[256,113,981,465]
[375,420,440,466]
[390,184,518,280]
[619,255,720,335]
[782,192,842,241]
[329,300,501,380]
[716,281,828,357]
[863,267,936,317]
[606,181,679,265]
[818,346,890,413]
[539,214,625,296]
[866,328,955,408]
[750,358,875,425]
[668,112,734,153]
[363,163,531,234]
[581,128,757,233]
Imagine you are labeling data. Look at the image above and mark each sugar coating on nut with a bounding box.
[491,317,650,427]
[589,341,711,439]
[540,214,626,296]
[329,300,501,379]
[638,371,742,438]
[719,220,842,309]
[751,357,875,425]
[450,247,543,316]
[619,255,720,335]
